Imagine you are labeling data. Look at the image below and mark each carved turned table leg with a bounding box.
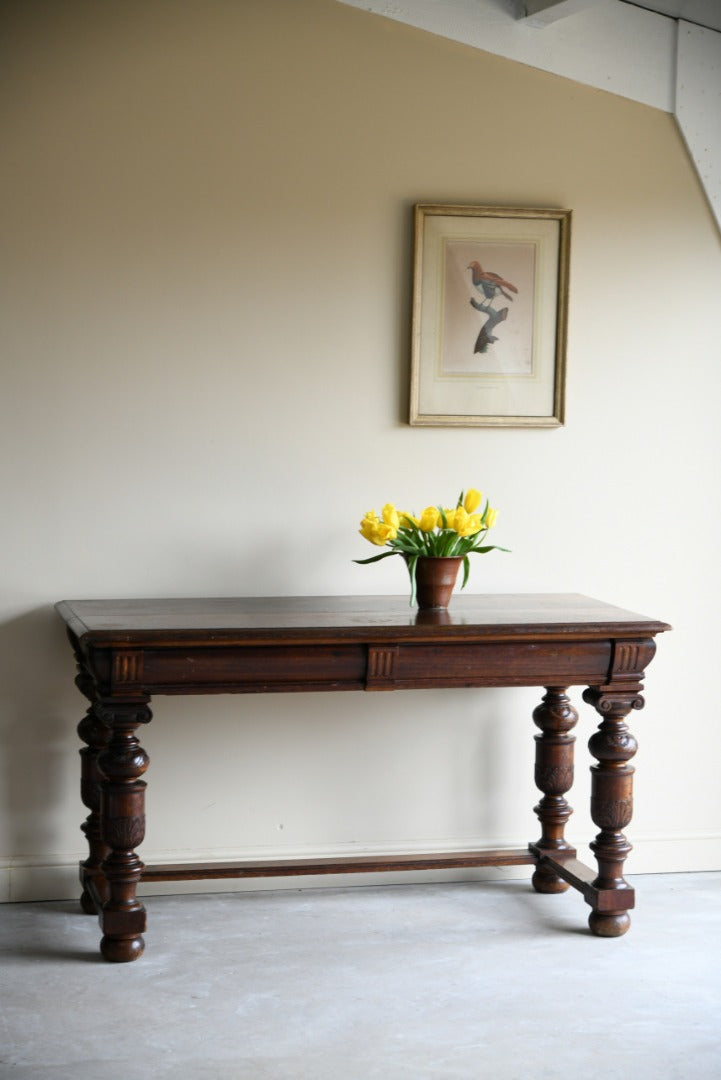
[77,705,111,913]
[583,687,642,937]
[531,687,578,893]
[70,636,112,914]
[96,700,152,963]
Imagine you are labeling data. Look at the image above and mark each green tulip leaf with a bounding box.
[353,551,400,565]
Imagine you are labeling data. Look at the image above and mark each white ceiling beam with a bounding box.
[675,21,721,232]
[519,0,604,28]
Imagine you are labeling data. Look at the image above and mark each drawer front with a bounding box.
[140,644,368,693]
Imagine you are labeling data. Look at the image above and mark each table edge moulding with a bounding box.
[55,593,671,963]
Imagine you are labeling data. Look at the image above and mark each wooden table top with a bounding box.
[56,594,671,646]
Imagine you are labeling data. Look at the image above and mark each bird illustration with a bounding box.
[467,261,518,305]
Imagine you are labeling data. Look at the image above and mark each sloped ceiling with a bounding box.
[337,0,721,232]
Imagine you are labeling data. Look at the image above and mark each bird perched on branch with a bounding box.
[467,261,518,305]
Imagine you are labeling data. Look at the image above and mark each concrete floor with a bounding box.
[1,872,719,1079]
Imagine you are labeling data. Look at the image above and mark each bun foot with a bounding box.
[80,888,98,915]
[100,935,145,963]
[588,911,631,937]
[532,865,570,894]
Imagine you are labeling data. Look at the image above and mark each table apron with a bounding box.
[97,638,615,695]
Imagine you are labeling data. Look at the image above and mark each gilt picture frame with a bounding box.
[409,205,571,427]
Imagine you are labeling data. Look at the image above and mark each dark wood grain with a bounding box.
[141,849,536,882]
[57,594,671,644]
[56,594,669,962]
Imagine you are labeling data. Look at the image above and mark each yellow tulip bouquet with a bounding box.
[355,487,507,604]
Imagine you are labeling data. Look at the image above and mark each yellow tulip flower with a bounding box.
[463,489,482,513]
[485,507,498,529]
[451,507,472,537]
[418,506,440,532]
[452,506,468,533]
[359,518,394,545]
[452,509,482,537]
[359,514,378,543]
[375,522,398,544]
[382,503,400,529]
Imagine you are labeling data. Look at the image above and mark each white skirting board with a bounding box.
[2,834,720,903]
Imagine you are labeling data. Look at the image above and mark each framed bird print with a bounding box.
[409,205,571,427]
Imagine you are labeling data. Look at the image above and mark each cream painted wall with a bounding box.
[2,0,720,901]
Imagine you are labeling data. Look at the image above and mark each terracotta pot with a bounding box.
[411,556,463,610]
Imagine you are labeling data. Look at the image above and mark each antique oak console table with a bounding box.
[56,594,669,963]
